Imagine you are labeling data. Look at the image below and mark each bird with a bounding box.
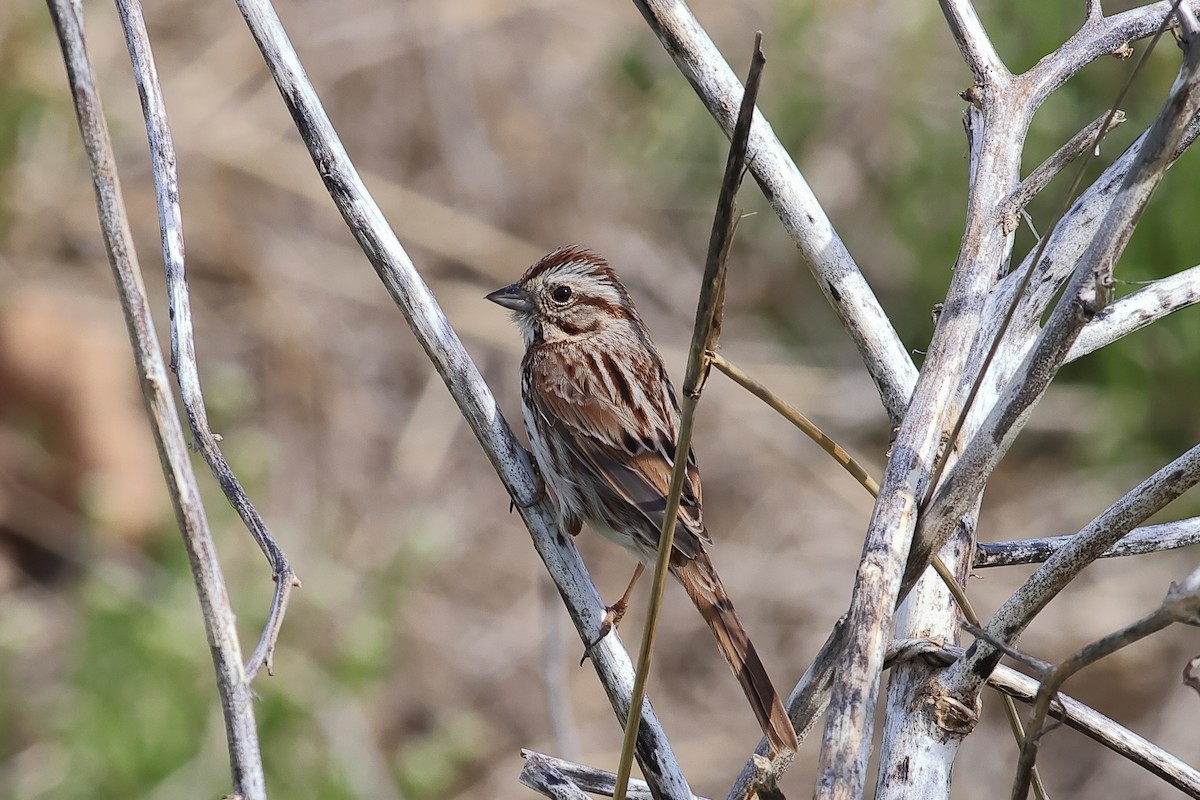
[487,245,797,755]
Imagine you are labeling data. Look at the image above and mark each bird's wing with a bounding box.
[529,346,710,557]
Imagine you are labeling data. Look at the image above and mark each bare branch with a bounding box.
[966,115,1200,448]
[1087,0,1105,23]
[896,641,1200,794]
[47,0,263,795]
[115,0,297,682]
[1025,2,1200,105]
[988,112,1200,345]
[520,752,593,800]
[1010,561,1200,799]
[876,508,979,800]
[907,14,1200,602]
[1067,264,1200,360]
[938,0,1011,85]
[630,0,917,424]
[1001,110,1127,234]
[520,751,710,800]
[943,442,1200,698]
[814,53,1037,800]
[975,517,1200,567]
[229,0,692,796]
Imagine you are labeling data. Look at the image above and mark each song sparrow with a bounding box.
[487,246,797,755]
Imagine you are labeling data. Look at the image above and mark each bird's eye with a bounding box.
[551,285,573,304]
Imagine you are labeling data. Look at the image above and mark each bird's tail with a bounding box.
[674,553,798,755]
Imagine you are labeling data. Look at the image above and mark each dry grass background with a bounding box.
[0,0,1197,798]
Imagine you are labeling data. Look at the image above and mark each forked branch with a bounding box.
[115,0,297,682]
[47,0,264,796]
[1010,561,1200,799]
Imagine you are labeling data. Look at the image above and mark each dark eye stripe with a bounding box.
[572,295,627,317]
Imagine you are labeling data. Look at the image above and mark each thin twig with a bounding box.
[1010,560,1200,799]
[47,0,264,796]
[230,0,692,795]
[974,517,1200,567]
[1000,111,1128,234]
[1067,263,1200,360]
[710,353,880,496]
[115,0,298,682]
[942,442,1200,698]
[612,33,765,800]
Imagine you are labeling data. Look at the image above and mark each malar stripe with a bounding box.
[554,316,601,336]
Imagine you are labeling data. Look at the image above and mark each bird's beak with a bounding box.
[485,282,534,313]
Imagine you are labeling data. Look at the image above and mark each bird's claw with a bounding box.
[579,600,628,666]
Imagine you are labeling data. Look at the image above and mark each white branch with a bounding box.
[230,0,692,796]
[938,0,1011,85]
[891,640,1200,795]
[1010,557,1200,798]
[941,443,1200,699]
[47,0,264,796]
[521,751,710,800]
[1000,110,1127,233]
[908,18,1200,600]
[1025,2,1200,105]
[115,0,297,682]
[1067,264,1200,360]
[989,662,1199,793]
[520,753,593,800]
[975,516,1200,566]
[630,0,918,423]
[815,91,1033,800]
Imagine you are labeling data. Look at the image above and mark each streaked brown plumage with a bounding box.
[487,246,797,755]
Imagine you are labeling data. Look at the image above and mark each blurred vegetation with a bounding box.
[1,1,1198,799]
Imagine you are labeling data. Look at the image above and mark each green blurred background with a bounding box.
[0,0,1197,798]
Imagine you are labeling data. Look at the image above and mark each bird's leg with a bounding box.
[582,563,646,663]
[602,562,645,636]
